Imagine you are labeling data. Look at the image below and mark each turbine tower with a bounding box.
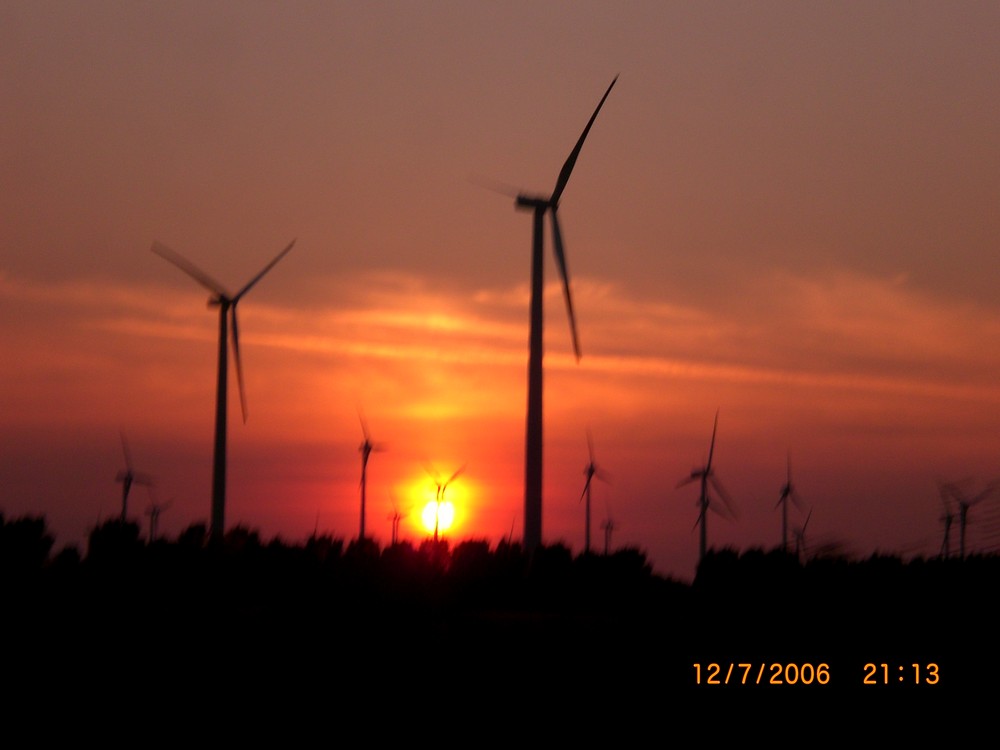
[510,76,617,552]
[676,410,735,565]
[116,432,152,523]
[151,238,295,539]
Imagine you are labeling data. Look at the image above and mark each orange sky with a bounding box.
[3,2,1000,579]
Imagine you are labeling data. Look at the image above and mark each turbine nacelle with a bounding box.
[515,195,553,211]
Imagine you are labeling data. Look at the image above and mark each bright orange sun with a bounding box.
[421,501,455,535]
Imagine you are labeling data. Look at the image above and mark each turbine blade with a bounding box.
[706,410,719,472]
[710,474,737,519]
[580,475,592,502]
[234,238,296,300]
[676,475,698,489]
[550,76,618,207]
[446,464,466,486]
[151,241,231,297]
[230,306,248,423]
[550,209,581,360]
[468,172,522,198]
[422,461,441,483]
[359,408,371,443]
[790,488,805,511]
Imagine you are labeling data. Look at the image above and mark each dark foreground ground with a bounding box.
[3,521,996,721]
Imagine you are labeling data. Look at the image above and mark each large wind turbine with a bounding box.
[676,410,735,565]
[511,76,617,552]
[151,239,295,539]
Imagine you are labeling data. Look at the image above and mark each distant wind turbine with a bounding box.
[116,432,152,523]
[676,410,736,565]
[425,464,465,542]
[501,76,618,552]
[357,413,385,541]
[151,238,295,539]
[579,430,610,554]
[937,482,955,559]
[942,480,996,559]
[145,491,172,544]
[776,453,804,554]
[387,498,407,547]
[601,500,616,556]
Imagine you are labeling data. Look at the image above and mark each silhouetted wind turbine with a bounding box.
[601,500,616,556]
[676,411,735,565]
[426,464,465,542]
[145,491,172,544]
[944,480,996,559]
[116,432,152,523]
[151,238,295,539]
[358,413,385,541]
[387,499,407,547]
[580,430,610,554]
[776,453,803,554]
[506,76,617,552]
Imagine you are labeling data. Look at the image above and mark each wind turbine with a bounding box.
[116,432,152,523]
[145,491,172,544]
[387,500,407,547]
[151,238,295,539]
[507,76,618,552]
[943,480,995,559]
[357,413,385,541]
[676,410,735,565]
[579,430,610,554]
[937,483,955,559]
[425,464,465,542]
[601,500,616,556]
[601,519,616,556]
[776,453,803,554]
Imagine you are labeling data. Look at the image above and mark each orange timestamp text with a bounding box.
[692,662,831,686]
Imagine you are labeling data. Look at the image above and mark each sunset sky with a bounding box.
[3,1,1000,579]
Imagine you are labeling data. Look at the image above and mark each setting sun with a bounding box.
[421,501,455,535]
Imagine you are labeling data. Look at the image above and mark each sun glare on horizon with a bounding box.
[405,467,471,538]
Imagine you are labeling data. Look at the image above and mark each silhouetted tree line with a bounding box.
[3,513,994,695]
